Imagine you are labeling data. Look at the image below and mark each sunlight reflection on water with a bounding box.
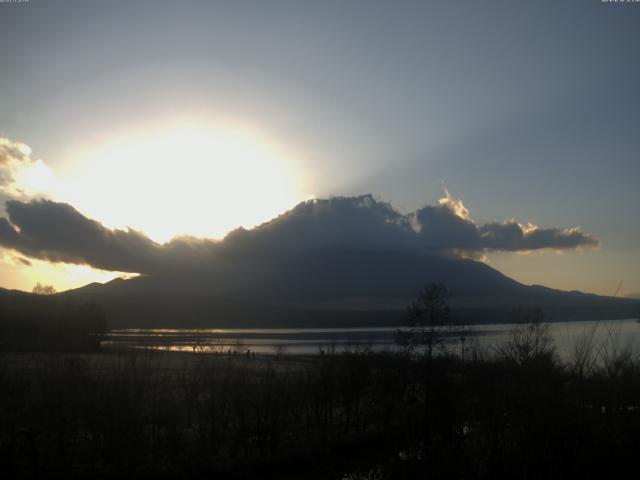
[101,319,640,358]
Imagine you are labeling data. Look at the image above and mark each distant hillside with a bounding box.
[59,250,640,328]
[0,287,107,351]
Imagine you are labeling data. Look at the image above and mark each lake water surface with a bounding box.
[102,319,640,360]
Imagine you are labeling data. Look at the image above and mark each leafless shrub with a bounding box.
[568,322,600,379]
[496,307,556,366]
[596,324,638,379]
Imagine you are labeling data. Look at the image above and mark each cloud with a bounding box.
[478,222,598,252]
[0,137,56,202]
[0,193,599,274]
[223,195,416,256]
[414,192,598,257]
[17,257,32,267]
[0,138,30,192]
[0,199,213,274]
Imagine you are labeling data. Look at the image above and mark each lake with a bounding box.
[102,318,640,360]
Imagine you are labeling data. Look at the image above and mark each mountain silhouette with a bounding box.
[56,249,639,328]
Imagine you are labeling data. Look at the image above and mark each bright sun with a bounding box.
[56,123,307,243]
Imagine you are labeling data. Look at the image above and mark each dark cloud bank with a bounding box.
[0,194,599,274]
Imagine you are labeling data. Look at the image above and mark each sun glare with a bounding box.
[58,123,306,243]
[0,250,130,293]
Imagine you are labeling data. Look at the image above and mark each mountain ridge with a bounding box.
[54,249,639,328]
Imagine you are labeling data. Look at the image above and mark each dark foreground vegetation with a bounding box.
[1,332,639,479]
[1,286,638,478]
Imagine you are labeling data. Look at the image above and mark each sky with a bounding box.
[0,0,638,296]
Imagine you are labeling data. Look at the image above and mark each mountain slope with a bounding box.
[61,250,640,328]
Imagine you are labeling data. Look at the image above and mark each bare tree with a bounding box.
[32,282,56,295]
[568,321,600,379]
[398,283,455,360]
[497,307,555,366]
